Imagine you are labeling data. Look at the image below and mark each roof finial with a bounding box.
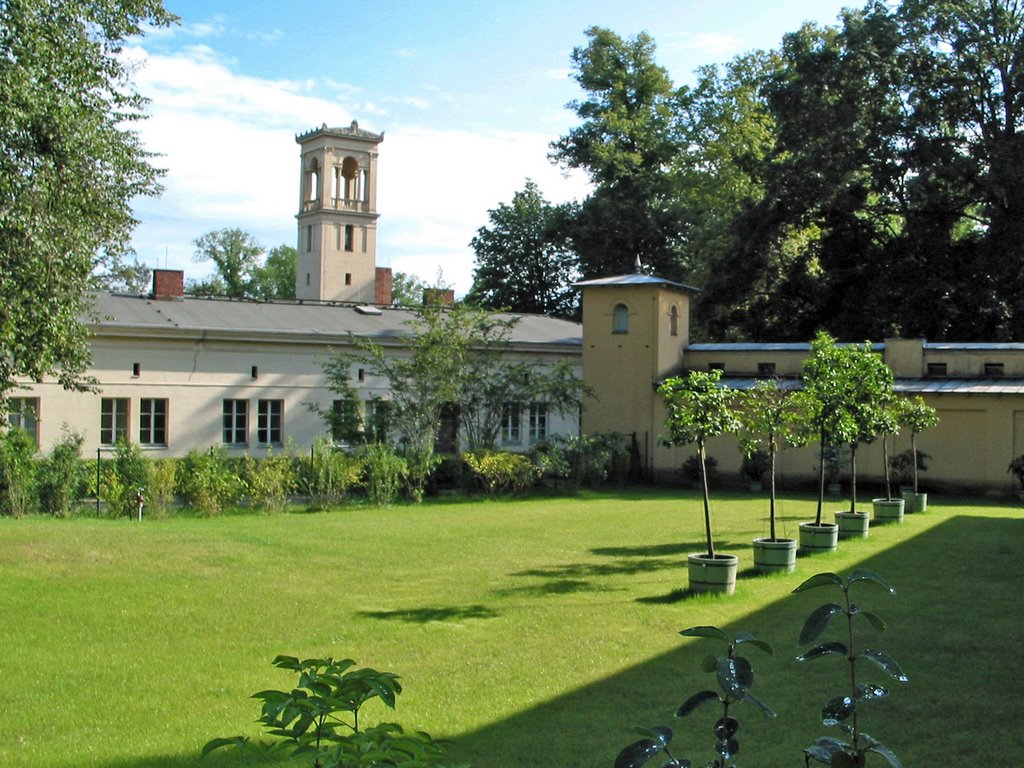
[634,255,643,274]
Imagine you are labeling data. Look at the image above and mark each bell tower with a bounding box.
[295,121,384,302]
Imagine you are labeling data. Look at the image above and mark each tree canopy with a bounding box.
[187,228,296,300]
[0,0,175,412]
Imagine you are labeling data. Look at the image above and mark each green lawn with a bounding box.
[1,489,1021,768]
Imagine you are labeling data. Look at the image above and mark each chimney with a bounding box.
[423,288,455,306]
[375,267,393,305]
[152,269,185,300]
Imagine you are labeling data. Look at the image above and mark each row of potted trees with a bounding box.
[658,331,939,594]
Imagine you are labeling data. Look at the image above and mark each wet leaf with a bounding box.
[714,717,738,738]
[717,656,753,697]
[866,741,903,768]
[796,641,848,662]
[803,736,849,764]
[742,690,776,718]
[793,572,844,593]
[614,738,665,768]
[848,569,895,593]
[634,725,673,745]
[734,632,773,655]
[715,737,739,759]
[677,690,718,717]
[860,649,908,681]
[680,626,729,642]
[858,610,887,634]
[856,683,889,701]
[822,695,856,725]
[799,603,844,645]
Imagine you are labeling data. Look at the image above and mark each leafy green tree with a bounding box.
[90,255,153,294]
[550,27,688,281]
[390,271,428,307]
[190,228,264,298]
[0,0,175,414]
[466,179,579,317]
[251,244,296,300]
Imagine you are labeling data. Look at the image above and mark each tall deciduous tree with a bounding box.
[0,0,175,412]
[251,245,296,301]
[466,179,579,318]
[550,27,687,281]
[190,228,265,299]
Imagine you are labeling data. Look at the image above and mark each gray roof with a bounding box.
[574,273,700,293]
[87,293,582,348]
[718,375,1024,395]
[690,341,885,352]
[924,342,1024,352]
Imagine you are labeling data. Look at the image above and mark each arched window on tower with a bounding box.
[341,157,360,207]
[612,303,629,334]
[306,157,320,203]
[669,305,679,337]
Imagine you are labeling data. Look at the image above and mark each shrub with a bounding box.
[464,450,539,497]
[0,427,37,517]
[244,446,298,514]
[176,447,244,516]
[302,437,364,510]
[680,453,718,487]
[360,443,407,507]
[37,429,84,516]
[563,433,628,490]
[103,439,148,518]
[145,459,178,519]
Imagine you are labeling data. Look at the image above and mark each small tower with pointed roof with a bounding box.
[295,121,384,302]
[575,266,699,472]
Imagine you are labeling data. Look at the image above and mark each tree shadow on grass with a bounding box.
[493,578,612,598]
[355,604,500,622]
[448,515,1024,768]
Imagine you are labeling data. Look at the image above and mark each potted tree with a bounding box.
[659,369,741,594]
[871,399,905,523]
[834,341,894,539]
[738,379,799,573]
[896,395,938,512]
[792,332,854,554]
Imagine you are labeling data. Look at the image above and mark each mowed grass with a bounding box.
[0,488,1021,768]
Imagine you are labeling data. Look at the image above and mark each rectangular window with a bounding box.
[708,362,725,372]
[8,397,39,446]
[984,362,1004,377]
[926,362,948,377]
[101,398,130,446]
[306,224,313,253]
[331,399,360,444]
[257,399,283,445]
[528,403,548,444]
[344,224,354,252]
[757,362,776,376]
[222,399,248,445]
[139,398,168,446]
[501,403,522,445]
[364,399,390,443]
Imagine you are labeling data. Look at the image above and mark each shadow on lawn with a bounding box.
[355,604,500,622]
[450,514,1024,768]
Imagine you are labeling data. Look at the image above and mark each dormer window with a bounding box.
[757,362,776,376]
[612,303,629,334]
[927,362,948,377]
[984,362,1004,377]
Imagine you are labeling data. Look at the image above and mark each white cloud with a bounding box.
[127,44,589,294]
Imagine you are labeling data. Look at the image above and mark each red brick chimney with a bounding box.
[375,267,393,305]
[423,288,455,306]
[152,269,184,300]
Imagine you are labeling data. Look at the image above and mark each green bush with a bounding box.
[360,443,407,507]
[565,433,627,490]
[302,437,364,510]
[0,427,37,517]
[176,447,244,516]
[464,450,538,497]
[244,446,297,514]
[37,429,84,516]
[145,459,177,519]
[103,439,148,518]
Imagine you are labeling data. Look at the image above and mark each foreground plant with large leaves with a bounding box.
[614,625,775,768]
[794,571,908,767]
[203,655,464,768]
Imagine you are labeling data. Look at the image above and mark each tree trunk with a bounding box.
[699,439,714,558]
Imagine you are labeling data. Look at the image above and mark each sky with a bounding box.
[128,0,859,296]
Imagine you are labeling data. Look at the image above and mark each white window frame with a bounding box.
[139,398,168,446]
[101,398,129,446]
[257,399,284,445]
[222,399,248,446]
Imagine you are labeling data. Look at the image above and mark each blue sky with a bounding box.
[129,0,857,295]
